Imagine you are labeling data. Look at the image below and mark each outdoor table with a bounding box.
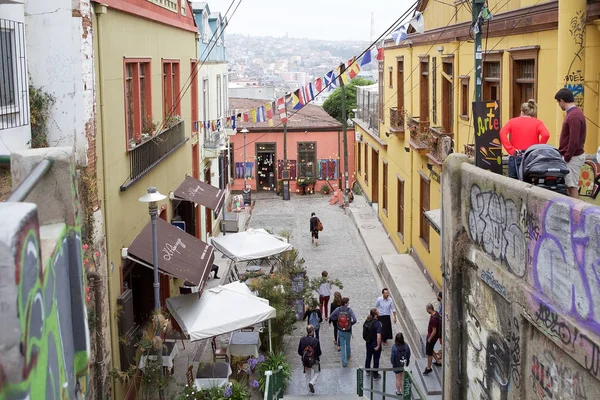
[195,361,232,390]
[138,340,179,375]
[227,330,261,358]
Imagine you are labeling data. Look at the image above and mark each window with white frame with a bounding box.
[0,18,28,129]
[216,75,222,118]
[0,28,15,109]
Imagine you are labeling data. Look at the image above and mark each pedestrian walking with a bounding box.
[329,291,342,351]
[316,271,332,320]
[499,99,550,179]
[375,288,397,345]
[363,308,382,380]
[298,325,322,394]
[390,332,411,396]
[309,212,322,246]
[555,88,587,199]
[329,297,357,367]
[423,303,442,375]
[303,298,323,340]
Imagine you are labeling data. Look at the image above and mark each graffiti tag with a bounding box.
[480,269,508,299]
[162,238,187,261]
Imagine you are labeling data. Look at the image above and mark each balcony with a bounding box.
[426,126,454,167]
[389,107,405,137]
[120,120,188,191]
[202,130,226,159]
[407,117,429,154]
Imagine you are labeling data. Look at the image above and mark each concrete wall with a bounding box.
[25,0,95,166]
[0,147,89,399]
[442,153,600,399]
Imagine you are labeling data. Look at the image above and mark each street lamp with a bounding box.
[240,128,249,190]
[139,187,167,310]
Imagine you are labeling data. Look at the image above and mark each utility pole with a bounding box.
[340,63,349,190]
[283,97,288,164]
[473,0,485,102]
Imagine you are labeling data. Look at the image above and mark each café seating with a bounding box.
[211,337,229,363]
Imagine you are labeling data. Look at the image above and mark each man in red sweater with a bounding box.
[555,88,586,199]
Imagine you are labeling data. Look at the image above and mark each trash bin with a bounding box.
[282,180,290,201]
[243,187,251,205]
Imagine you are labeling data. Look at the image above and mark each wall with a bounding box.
[25,0,95,167]
[0,147,89,399]
[442,154,600,399]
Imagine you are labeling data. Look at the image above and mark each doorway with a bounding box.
[204,166,212,238]
[256,143,276,191]
[372,148,379,203]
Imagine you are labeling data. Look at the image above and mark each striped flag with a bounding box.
[256,106,266,122]
[360,47,377,66]
[277,97,288,124]
[265,102,273,127]
[295,88,306,107]
[324,70,337,91]
[314,77,323,93]
[376,40,385,61]
[304,83,315,103]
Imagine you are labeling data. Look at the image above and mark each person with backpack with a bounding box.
[297,325,322,393]
[363,308,382,380]
[390,332,411,396]
[329,297,357,367]
[303,298,323,339]
[309,212,322,246]
[329,291,343,351]
[423,303,442,375]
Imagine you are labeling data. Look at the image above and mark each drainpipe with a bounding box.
[87,270,104,400]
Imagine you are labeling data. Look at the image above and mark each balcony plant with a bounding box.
[319,183,331,195]
[142,116,158,137]
[165,114,183,129]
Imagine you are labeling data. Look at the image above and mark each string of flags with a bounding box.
[197,12,425,134]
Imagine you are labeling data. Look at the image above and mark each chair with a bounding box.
[186,365,195,387]
[211,337,229,363]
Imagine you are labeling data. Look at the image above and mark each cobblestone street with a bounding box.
[248,192,394,396]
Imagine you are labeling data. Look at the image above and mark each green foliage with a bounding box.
[29,85,54,148]
[322,77,375,123]
[255,352,292,393]
[320,184,331,195]
[174,381,250,400]
[308,276,343,294]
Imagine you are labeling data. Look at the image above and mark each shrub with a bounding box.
[320,184,331,195]
[256,351,292,393]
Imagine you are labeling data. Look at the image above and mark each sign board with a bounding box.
[243,188,251,205]
[171,221,186,231]
[472,101,502,174]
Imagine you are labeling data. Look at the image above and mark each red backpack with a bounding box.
[337,306,351,331]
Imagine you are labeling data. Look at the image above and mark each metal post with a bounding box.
[268,319,273,353]
[220,153,226,236]
[243,130,247,190]
[473,0,485,102]
[6,159,53,202]
[341,66,349,190]
[283,98,288,163]
[149,197,161,310]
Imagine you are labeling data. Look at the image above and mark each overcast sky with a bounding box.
[202,0,417,42]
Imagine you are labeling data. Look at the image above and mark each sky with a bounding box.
[200,0,417,42]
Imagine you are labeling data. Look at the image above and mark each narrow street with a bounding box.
[248,192,397,397]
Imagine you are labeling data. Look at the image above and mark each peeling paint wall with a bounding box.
[442,154,600,400]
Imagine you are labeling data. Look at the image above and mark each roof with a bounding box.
[230,98,343,131]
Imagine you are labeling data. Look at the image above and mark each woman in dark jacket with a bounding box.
[329,291,342,350]
[309,212,320,246]
[390,332,411,396]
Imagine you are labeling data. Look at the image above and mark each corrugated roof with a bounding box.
[230,98,343,131]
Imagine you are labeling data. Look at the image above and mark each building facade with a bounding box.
[355,0,600,289]
[229,98,354,195]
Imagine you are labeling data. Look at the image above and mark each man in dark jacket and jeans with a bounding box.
[364,308,382,380]
[298,325,322,393]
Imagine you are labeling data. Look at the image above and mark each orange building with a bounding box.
[229,98,355,194]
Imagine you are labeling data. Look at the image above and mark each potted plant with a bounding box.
[320,184,331,195]
[142,116,158,137]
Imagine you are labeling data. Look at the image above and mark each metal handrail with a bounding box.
[6,159,53,202]
[357,366,427,400]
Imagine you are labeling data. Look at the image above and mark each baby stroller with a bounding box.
[518,144,569,195]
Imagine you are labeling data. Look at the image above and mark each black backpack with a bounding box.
[395,344,409,367]
[302,338,316,368]
[362,319,374,342]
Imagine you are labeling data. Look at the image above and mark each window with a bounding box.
[419,172,430,249]
[460,76,470,120]
[229,143,234,178]
[202,78,209,141]
[397,177,405,240]
[382,161,388,214]
[364,143,369,185]
[378,61,384,121]
[298,142,316,177]
[216,75,222,118]
[396,57,404,112]
[483,52,502,103]
[441,57,454,133]
[318,159,338,180]
[0,28,15,108]
[357,142,362,175]
[432,57,437,124]
[191,61,198,132]
[419,57,429,122]
[162,60,180,118]
[509,47,538,118]
[388,67,393,88]
[124,59,152,147]
[223,74,228,114]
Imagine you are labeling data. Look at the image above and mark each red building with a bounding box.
[229,98,355,194]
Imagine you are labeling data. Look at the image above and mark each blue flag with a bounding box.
[324,70,338,91]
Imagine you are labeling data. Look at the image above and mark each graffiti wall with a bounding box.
[442,155,600,400]
[0,148,89,399]
[579,159,600,205]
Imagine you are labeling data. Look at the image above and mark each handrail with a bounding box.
[6,159,54,202]
[264,366,284,400]
[357,366,427,400]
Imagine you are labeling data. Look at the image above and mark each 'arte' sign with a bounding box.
[473,101,502,174]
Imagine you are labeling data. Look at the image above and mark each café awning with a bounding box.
[127,218,214,286]
[174,176,226,215]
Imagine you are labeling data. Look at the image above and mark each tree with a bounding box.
[322,77,374,123]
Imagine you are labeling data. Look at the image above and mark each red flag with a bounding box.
[277,97,288,124]
[243,112,249,122]
[376,41,384,61]
[314,77,323,92]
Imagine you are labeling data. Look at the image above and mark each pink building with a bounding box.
[229,98,355,194]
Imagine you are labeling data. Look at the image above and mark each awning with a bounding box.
[174,176,226,215]
[425,209,441,235]
[127,218,214,286]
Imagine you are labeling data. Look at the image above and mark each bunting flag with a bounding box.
[376,40,385,61]
[290,91,302,110]
[211,120,216,132]
[256,106,265,122]
[232,115,237,129]
[295,88,306,108]
[360,47,376,66]
[225,116,231,128]
[250,109,257,122]
[243,113,249,123]
[337,64,349,87]
[410,11,424,33]
[324,70,338,91]
[303,83,315,103]
[348,60,361,79]
[277,97,288,124]
[314,77,323,93]
[216,118,222,131]
[265,102,273,127]
[392,25,408,45]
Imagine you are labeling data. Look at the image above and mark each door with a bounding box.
[372,149,379,203]
[204,166,212,239]
[256,143,277,191]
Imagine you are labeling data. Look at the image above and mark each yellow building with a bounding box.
[354,0,600,288]
[92,1,220,397]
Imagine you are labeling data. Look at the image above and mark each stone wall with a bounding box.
[442,154,600,400]
[0,148,89,399]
